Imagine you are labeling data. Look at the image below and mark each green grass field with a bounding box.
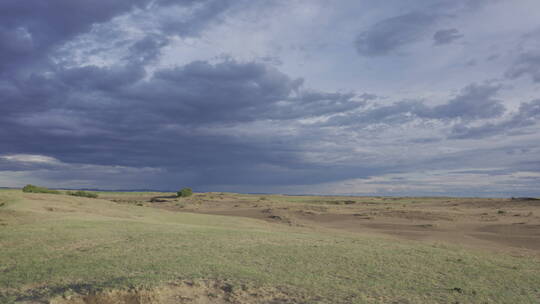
[1,189,539,303]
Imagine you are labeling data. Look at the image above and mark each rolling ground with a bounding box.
[127,193,540,257]
[1,189,539,303]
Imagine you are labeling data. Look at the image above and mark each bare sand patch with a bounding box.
[106,193,540,256]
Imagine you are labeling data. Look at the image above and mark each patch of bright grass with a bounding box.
[66,190,98,198]
[21,184,60,194]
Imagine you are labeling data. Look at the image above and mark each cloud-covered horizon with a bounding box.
[1,0,539,197]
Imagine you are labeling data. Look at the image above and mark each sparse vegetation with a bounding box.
[511,197,540,201]
[21,184,60,194]
[1,190,539,303]
[67,190,98,198]
[177,187,193,197]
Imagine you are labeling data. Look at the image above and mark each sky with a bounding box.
[1,0,540,197]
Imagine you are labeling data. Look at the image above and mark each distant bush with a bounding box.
[511,197,540,201]
[177,187,193,197]
[22,184,60,194]
[67,190,98,198]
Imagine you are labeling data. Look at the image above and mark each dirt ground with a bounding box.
[52,279,308,304]
[103,193,540,257]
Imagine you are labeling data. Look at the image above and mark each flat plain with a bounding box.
[1,189,539,303]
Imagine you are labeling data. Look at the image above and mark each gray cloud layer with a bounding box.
[1,0,539,196]
[433,28,463,45]
[506,51,540,83]
[355,12,437,56]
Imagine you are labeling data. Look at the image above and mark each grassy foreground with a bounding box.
[0,190,539,303]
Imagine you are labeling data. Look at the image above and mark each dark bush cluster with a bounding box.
[67,191,99,198]
[177,187,193,197]
[22,184,60,194]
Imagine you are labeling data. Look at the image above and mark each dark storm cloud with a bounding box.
[0,0,235,74]
[1,57,364,188]
[486,54,500,62]
[506,51,540,83]
[353,0,498,57]
[0,0,150,72]
[141,60,302,123]
[0,0,254,122]
[107,60,359,124]
[428,83,504,120]
[355,12,437,56]
[159,0,238,37]
[433,28,463,45]
[126,34,170,64]
[324,100,428,126]
[1,0,539,195]
[59,65,146,92]
[450,99,540,139]
[358,93,379,101]
[324,83,504,126]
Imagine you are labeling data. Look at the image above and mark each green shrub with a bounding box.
[22,184,60,194]
[67,190,98,198]
[177,187,193,197]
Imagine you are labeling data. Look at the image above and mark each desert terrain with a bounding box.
[106,192,540,257]
[1,189,539,303]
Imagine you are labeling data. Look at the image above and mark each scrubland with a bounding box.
[1,189,539,303]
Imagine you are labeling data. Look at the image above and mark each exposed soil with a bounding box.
[104,194,540,257]
[51,280,309,304]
